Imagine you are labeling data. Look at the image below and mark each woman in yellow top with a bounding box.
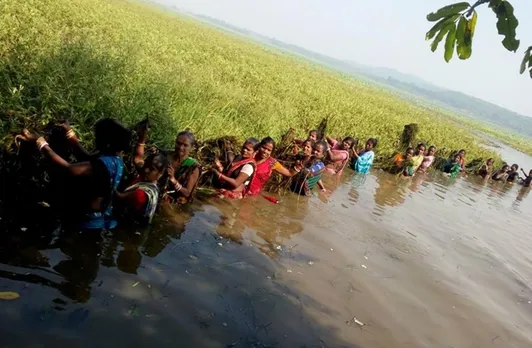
[410,143,426,174]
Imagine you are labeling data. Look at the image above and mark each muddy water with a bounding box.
[1,167,532,347]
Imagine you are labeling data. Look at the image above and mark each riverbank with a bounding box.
[2,169,532,347]
[0,0,498,161]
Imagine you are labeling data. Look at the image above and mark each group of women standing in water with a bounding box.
[17,118,531,231]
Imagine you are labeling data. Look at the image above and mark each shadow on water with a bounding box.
[0,199,357,348]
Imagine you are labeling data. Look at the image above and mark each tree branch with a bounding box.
[467,0,490,17]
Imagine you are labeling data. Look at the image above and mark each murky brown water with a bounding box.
[1,166,532,347]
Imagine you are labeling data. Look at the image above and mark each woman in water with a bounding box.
[442,153,462,178]
[351,138,378,174]
[211,138,259,199]
[324,136,356,175]
[491,164,510,182]
[246,137,302,196]
[506,164,520,183]
[20,118,132,230]
[391,147,414,175]
[477,158,494,179]
[411,143,426,173]
[291,141,327,196]
[165,131,201,205]
[520,168,532,187]
[417,145,436,173]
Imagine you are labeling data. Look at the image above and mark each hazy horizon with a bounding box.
[155,0,532,118]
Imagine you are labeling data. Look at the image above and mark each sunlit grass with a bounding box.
[0,0,498,161]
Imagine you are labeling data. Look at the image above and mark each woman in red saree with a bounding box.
[247,137,301,196]
[212,138,259,199]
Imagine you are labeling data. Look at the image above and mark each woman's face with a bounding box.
[502,166,510,172]
[175,135,192,158]
[417,146,426,155]
[341,139,352,151]
[257,142,274,159]
[144,166,164,182]
[406,149,414,159]
[428,147,436,156]
[453,155,461,163]
[459,150,466,158]
[302,141,313,156]
[487,159,494,166]
[313,144,325,159]
[365,141,373,151]
[241,142,255,159]
[309,132,318,141]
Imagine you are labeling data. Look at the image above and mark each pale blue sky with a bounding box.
[156,0,532,117]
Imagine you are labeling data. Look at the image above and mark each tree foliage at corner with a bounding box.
[426,0,532,78]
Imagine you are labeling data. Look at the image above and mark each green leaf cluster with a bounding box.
[426,2,478,62]
[520,46,532,78]
[488,0,520,52]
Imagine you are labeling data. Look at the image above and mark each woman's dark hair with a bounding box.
[511,163,519,170]
[315,141,328,152]
[502,164,510,170]
[417,143,426,149]
[258,136,275,150]
[145,152,169,172]
[367,138,378,148]
[309,129,320,137]
[428,145,436,151]
[343,136,356,145]
[176,130,196,144]
[303,138,316,146]
[244,137,259,148]
[459,149,466,154]
[94,118,132,154]
[406,147,414,154]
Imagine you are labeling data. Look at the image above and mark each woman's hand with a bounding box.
[167,165,177,185]
[17,129,40,143]
[213,159,223,172]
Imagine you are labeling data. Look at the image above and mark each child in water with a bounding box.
[117,153,168,224]
[491,164,510,182]
[291,141,327,196]
[458,149,467,170]
[477,158,494,179]
[411,143,426,173]
[417,145,436,173]
[442,153,461,178]
[351,138,378,174]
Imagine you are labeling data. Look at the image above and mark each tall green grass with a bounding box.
[0,0,497,160]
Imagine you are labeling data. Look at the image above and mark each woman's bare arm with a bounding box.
[217,171,250,189]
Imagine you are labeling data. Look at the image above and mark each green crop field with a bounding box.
[0,0,499,161]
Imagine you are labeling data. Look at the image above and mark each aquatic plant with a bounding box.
[0,0,499,162]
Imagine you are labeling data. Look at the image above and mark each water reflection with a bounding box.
[2,166,532,347]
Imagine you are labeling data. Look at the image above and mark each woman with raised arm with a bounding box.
[246,137,302,196]
[21,118,132,230]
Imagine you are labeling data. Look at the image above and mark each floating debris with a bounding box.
[308,261,314,265]
[217,243,223,247]
[189,255,198,260]
[275,245,282,250]
[286,269,292,273]
[361,265,367,269]
[0,291,20,300]
[37,201,50,208]
[330,248,334,251]
[134,231,141,236]
[222,322,228,327]
[132,281,140,287]
[346,316,366,327]
[364,256,368,260]
[20,227,27,232]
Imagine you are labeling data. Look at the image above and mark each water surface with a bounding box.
[1,166,532,347]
